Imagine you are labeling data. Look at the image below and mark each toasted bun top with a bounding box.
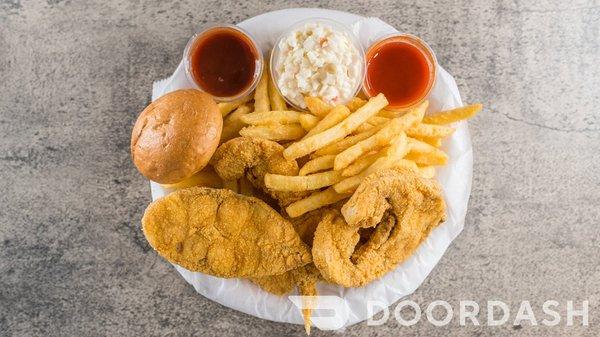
[131,89,222,184]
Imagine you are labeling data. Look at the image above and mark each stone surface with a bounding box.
[0,0,599,336]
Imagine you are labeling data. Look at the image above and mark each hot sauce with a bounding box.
[186,26,261,99]
[364,35,436,109]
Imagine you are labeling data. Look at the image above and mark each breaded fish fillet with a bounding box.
[292,264,320,335]
[312,168,446,287]
[250,272,296,296]
[288,208,327,247]
[211,137,308,206]
[251,264,320,334]
[142,187,312,278]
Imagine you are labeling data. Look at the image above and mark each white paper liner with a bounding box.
[148,8,472,330]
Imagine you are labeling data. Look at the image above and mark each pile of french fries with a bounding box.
[217,67,482,218]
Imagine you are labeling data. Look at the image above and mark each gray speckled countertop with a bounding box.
[1,1,599,336]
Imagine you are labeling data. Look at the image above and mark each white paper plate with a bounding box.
[149,8,472,330]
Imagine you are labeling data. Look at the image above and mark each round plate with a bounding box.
[149,8,472,330]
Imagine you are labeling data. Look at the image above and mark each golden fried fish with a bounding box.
[292,264,320,335]
[288,208,327,247]
[211,137,308,206]
[142,187,312,278]
[252,264,320,334]
[250,272,296,296]
[312,168,446,287]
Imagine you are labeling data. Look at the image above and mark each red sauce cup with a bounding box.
[363,34,437,111]
[183,25,263,102]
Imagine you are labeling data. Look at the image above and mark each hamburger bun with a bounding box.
[131,89,222,184]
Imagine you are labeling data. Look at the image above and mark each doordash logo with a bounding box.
[367,300,589,327]
[289,297,590,331]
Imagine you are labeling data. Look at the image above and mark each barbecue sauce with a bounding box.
[188,28,259,98]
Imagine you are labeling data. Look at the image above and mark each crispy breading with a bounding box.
[287,201,345,246]
[142,187,312,278]
[351,213,396,263]
[250,207,327,298]
[252,264,320,335]
[312,168,446,287]
[251,272,296,296]
[292,264,320,335]
[211,137,308,205]
[288,209,325,247]
[341,167,446,228]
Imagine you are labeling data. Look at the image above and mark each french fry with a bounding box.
[353,123,374,134]
[392,158,419,171]
[218,95,252,117]
[240,110,302,125]
[341,150,384,177]
[333,158,418,193]
[264,170,343,192]
[333,135,413,193]
[353,116,391,133]
[333,129,406,171]
[286,188,350,218]
[367,116,391,126]
[240,124,306,141]
[304,105,351,138]
[388,139,409,155]
[419,166,436,179]
[254,66,270,112]
[283,94,389,160]
[423,103,482,125]
[346,97,366,111]
[415,136,443,147]
[332,175,362,194]
[313,125,384,156]
[406,138,448,166]
[387,133,411,158]
[377,109,402,118]
[332,101,426,170]
[304,97,333,117]
[407,138,443,153]
[404,152,448,166]
[268,75,287,111]
[299,114,321,131]
[299,155,336,176]
[406,123,455,138]
[221,104,252,143]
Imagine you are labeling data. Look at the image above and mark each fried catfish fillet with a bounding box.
[249,209,323,296]
[341,167,447,229]
[249,207,328,298]
[142,187,312,278]
[288,209,327,247]
[293,264,320,335]
[251,264,320,334]
[250,272,296,296]
[211,137,307,206]
[312,168,446,287]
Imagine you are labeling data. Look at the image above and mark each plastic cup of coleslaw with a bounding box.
[270,18,365,110]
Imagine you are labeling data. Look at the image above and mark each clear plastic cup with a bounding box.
[183,24,263,102]
[363,33,437,111]
[270,18,365,110]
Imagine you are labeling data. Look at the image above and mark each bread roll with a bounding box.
[131,89,222,184]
